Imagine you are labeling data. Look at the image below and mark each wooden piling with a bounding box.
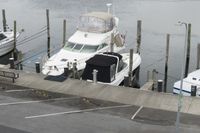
[72,60,77,79]
[35,62,40,73]
[110,33,114,52]
[9,58,14,69]
[128,49,133,87]
[136,20,142,54]
[157,80,163,92]
[152,69,157,91]
[46,9,50,58]
[62,19,66,47]
[2,9,7,32]
[20,64,23,70]
[147,70,150,82]
[184,23,191,78]
[13,20,17,61]
[164,34,170,92]
[196,43,200,69]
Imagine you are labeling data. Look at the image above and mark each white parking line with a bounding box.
[25,104,133,119]
[5,89,34,93]
[131,106,143,120]
[0,97,78,106]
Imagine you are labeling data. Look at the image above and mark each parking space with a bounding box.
[0,87,200,133]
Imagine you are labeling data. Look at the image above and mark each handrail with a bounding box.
[0,70,19,83]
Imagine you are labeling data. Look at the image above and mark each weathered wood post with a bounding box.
[13,20,18,61]
[135,20,142,87]
[19,64,23,70]
[136,20,142,54]
[9,58,14,69]
[196,43,200,69]
[191,85,197,96]
[146,70,150,82]
[62,19,66,47]
[72,59,77,79]
[2,9,7,32]
[35,62,40,73]
[164,34,170,92]
[110,33,114,52]
[128,49,134,87]
[46,9,50,58]
[152,69,157,90]
[184,23,191,77]
[157,79,163,92]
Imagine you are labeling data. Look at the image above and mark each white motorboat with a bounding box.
[81,52,141,86]
[0,29,20,56]
[173,69,200,96]
[42,10,126,76]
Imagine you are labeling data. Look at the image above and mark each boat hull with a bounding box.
[87,53,141,86]
[42,46,125,76]
[173,80,200,97]
[0,40,14,57]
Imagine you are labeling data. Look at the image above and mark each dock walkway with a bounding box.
[0,68,200,115]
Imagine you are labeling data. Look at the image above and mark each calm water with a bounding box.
[1,0,200,92]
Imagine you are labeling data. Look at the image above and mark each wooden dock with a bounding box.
[0,67,200,115]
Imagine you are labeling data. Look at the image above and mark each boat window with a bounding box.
[118,60,124,72]
[72,44,83,52]
[0,33,7,41]
[98,43,108,50]
[110,64,116,82]
[61,59,68,62]
[78,16,114,33]
[64,42,75,51]
[80,45,99,53]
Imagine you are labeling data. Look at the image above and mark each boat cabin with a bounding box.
[78,12,115,33]
[82,52,124,83]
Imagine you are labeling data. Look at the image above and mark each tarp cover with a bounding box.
[86,55,116,67]
[82,52,122,83]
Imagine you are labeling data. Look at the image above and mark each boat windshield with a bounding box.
[80,45,99,53]
[64,42,99,53]
[64,42,75,50]
[72,44,83,52]
[0,33,7,41]
[78,16,114,33]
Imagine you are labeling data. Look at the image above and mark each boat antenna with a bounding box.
[106,3,112,14]
[112,3,115,16]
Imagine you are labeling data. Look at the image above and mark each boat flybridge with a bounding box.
[42,9,126,76]
[81,52,141,86]
[0,29,20,56]
[173,69,200,96]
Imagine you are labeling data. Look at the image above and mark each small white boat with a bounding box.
[42,10,126,76]
[173,69,200,96]
[81,52,141,86]
[0,30,20,56]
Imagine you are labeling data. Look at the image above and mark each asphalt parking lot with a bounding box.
[0,87,200,133]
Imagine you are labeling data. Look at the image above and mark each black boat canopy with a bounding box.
[82,52,122,83]
[86,52,122,67]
